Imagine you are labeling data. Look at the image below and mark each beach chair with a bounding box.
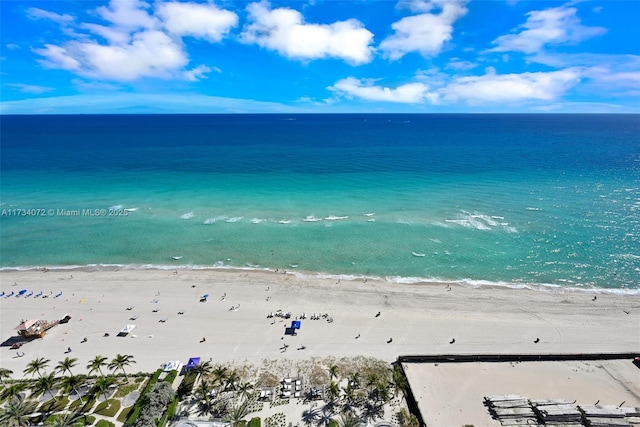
[26,291,33,297]
[129,315,139,320]
[0,291,4,297]
[55,292,63,298]
[159,317,168,322]
[126,305,135,310]
[35,291,42,297]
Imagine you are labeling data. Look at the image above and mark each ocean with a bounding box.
[1,114,639,292]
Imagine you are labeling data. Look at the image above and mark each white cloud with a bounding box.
[30,0,239,82]
[6,83,55,94]
[156,2,238,42]
[328,77,438,104]
[330,68,583,106]
[380,0,468,60]
[35,44,81,71]
[77,30,188,81]
[183,65,212,82]
[446,58,477,70]
[27,8,74,24]
[80,23,131,44]
[95,0,156,29]
[442,68,581,104]
[241,1,374,64]
[491,5,606,54]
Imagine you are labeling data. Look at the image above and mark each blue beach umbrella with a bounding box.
[203,294,209,299]
[18,289,27,295]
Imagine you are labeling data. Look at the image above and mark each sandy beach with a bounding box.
[1,268,638,378]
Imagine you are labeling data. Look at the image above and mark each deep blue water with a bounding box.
[1,114,639,292]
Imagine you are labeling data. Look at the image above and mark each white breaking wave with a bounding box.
[444,211,517,232]
[203,215,229,224]
[1,264,637,295]
[325,215,348,220]
[180,212,194,220]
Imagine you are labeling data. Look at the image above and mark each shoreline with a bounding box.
[1,263,639,296]
[2,268,639,379]
[2,267,639,426]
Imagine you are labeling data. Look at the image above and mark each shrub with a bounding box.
[124,372,160,426]
[249,417,261,427]
[327,420,339,427]
[132,381,176,427]
[96,420,116,427]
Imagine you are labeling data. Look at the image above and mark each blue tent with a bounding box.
[291,320,301,329]
[186,357,201,371]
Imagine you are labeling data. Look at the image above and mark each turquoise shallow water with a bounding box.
[1,114,639,292]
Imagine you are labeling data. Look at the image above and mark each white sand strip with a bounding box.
[1,269,638,378]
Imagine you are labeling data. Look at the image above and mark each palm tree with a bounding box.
[224,399,251,427]
[44,411,85,427]
[33,372,58,402]
[327,381,340,406]
[225,369,240,392]
[92,376,117,401]
[55,357,78,378]
[211,365,229,388]
[337,411,362,427]
[341,383,358,413]
[0,398,38,427]
[195,379,214,400]
[23,357,50,379]
[87,355,108,379]
[0,367,14,385]
[347,372,361,389]
[236,381,255,401]
[192,361,213,382]
[328,364,339,382]
[60,375,85,400]
[108,354,136,380]
[1,382,26,403]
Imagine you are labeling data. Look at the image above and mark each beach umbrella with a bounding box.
[203,294,209,299]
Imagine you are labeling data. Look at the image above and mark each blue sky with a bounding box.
[1,0,639,113]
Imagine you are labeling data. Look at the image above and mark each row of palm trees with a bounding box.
[22,354,136,381]
[0,354,137,426]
